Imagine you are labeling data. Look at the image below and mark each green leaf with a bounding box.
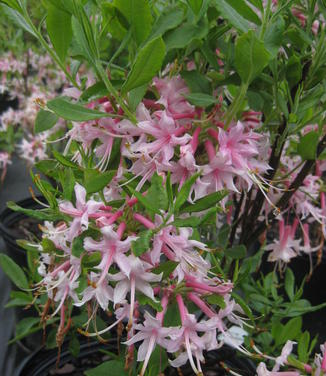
[298,331,310,363]
[174,173,200,211]
[46,4,72,61]
[137,293,162,312]
[164,302,181,326]
[61,168,75,201]
[128,85,147,112]
[297,132,319,160]
[206,294,226,308]
[34,109,58,134]
[150,7,184,40]
[264,16,285,58]
[172,216,201,227]
[147,345,168,375]
[15,317,41,338]
[234,30,271,85]
[285,268,295,301]
[122,36,166,94]
[286,56,302,89]
[164,18,208,50]
[213,0,250,33]
[72,236,85,258]
[80,82,108,102]
[83,169,116,194]
[5,291,33,308]
[130,0,152,45]
[152,260,178,279]
[85,360,128,376]
[0,254,29,289]
[81,252,101,268]
[180,191,227,213]
[226,245,246,259]
[52,150,80,169]
[187,0,203,14]
[146,173,169,212]
[131,230,153,257]
[184,93,218,107]
[114,0,153,45]
[231,292,254,322]
[277,317,302,345]
[217,224,230,248]
[69,335,80,358]
[181,70,211,94]
[7,201,65,221]
[47,97,111,121]
[225,0,261,24]
[1,4,37,37]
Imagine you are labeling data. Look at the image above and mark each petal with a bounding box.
[74,183,86,209]
[113,280,130,305]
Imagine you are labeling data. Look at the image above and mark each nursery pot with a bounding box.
[0,196,44,266]
[289,252,326,341]
[15,338,256,376]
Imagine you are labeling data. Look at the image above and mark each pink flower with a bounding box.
[84,223,135,283]
[136,111,191,164]
[265,219,300,264]
[273,340,296,372]
[169,295,222,374]
[202,140,238,193]
[125,311,178,375]
[153,75,194,116]
[59,183,102,241]
[109,255,162,325]
[76,271,114,310]
[257,363,300,376]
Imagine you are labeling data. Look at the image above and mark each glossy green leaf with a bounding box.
[34,109,58,134]
[47,97,111,121]
[150,7,184,40]
[226,245,246,259]
[180,191,227,213]
[187,0,203,14]
[213,0,250,32]
[174,173,200,211]
[285,268,295,301]
[83,169,116,194]
[224,0,261,24]
[131,230,153,257]
[0,254,29,289]
[184,93,217,107]
[234,30,270,84]
[152,260,178,279]
[85,360,128,376]
[46,4,72,61]
[122,36,165,93]
[164,18,208,50]
[297,132,319,160]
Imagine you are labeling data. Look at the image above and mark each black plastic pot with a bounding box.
[289,253,326,341]
[0,196,44,266]
[15,338,256,376]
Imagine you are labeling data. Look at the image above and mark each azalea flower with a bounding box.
[125,311,178,375]
[59,183,102,241]
[109,255,162,325]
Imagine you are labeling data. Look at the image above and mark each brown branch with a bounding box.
[244,133,326,248]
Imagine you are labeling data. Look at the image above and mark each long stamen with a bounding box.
[140,334,157,376]
[128,277,136,330]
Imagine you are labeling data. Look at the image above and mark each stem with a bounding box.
[259,0,272,39]
[224,83,248,128]
[21,7,80,89]
[95,62,137,124]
